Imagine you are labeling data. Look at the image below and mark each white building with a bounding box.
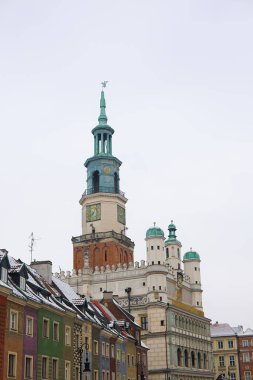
[61,89,214,380]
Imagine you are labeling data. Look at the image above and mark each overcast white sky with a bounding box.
[0,1,253,328]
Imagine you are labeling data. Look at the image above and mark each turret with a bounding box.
[145,223,165,265]
[183,248,202,309]
[164,221,182,270]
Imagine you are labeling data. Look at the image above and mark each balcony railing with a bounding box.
[82,187,125,197]
[72,230,135,248]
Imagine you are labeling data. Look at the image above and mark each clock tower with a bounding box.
[72,88,135,272]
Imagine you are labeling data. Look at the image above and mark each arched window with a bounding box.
[92,171,99,193]
[114,172,119,193]
[191,351,195,367]
[177,348,182,366]
[197,352,201,368]
[203,353,207,369]
[184,350,188,367]
[105,250,107,262]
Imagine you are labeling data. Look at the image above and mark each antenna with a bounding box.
[28,232,40,263]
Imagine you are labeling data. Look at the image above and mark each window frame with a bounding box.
[20,276,26,290]
[24,355,33,379]
[65,325,71,346]
[8,352,17,378]
[219,355,225,367]
[65,360,71,380]
[52,357,59,380]
[42,356,49,379]
[1,267,7,283]
[42,318,50,339]
[53,321,60,342]
[26,316,34,337]
[10,309,18,332]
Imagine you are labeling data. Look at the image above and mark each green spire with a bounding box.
[168,220,177,241]
[98,90,108,125]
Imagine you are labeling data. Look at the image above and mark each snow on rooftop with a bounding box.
[211,323,237,337]
[52,275,80,301]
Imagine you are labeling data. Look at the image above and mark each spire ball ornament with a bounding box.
[101,81,108,89]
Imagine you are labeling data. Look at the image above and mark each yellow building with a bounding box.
[211,323,241,380]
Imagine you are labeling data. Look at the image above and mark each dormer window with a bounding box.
[1,267,7,283]
[20,276,26,290]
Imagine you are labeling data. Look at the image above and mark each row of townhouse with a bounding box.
[0,249,148,380]
[211,322,253,380]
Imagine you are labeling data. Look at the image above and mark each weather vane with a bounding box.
[101,81,108,89]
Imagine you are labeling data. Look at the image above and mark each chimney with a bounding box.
[103,291,113,300]
[30,260,52,285]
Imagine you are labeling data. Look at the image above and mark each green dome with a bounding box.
[183,250,200,261]
[146,225,164,238]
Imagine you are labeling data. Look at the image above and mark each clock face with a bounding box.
[86,203,101,222]
[117,205,125,225]
[103,166,111,174]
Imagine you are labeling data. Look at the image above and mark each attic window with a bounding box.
[20,276,26,290]
[1,267,7,283]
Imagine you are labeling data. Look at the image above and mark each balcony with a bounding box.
[72,230,135,248]
[82,187,125,197]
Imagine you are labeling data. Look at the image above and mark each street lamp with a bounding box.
[76,342,90,380]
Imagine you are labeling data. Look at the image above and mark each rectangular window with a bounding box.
[218,341,223,349]
[228,340,234,348]
[106,343,110,357]
[52,358,59,380]
[65,361,71,380]
[219,356,225,367]
[1,267,7,282]
[141,316,148,330]
[10,310,18,331]
[20,276,26,290]
[43,318,49,338]
[25,356,33,379]
[42,356,49,379]
[243,352,250,363]
[127,354,130,366]
[8,352,17,378]
[132,355,134,366]
[102,342,105,356]
[53,322,60,341]
[111,344,115,358]
[94,340,98,355]
[245,372,251,380]
[26,316,33,336]
[230,356,235,366]
[65,326,71,346]
[116,349,120,362]
[243,340,249,347]
[230,374,236,380]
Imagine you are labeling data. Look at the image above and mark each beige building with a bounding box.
[211,323,241,380]
[61,89,214,380]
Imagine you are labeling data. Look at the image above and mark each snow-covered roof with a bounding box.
[211,323,239,337]
[52,275,80,301]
